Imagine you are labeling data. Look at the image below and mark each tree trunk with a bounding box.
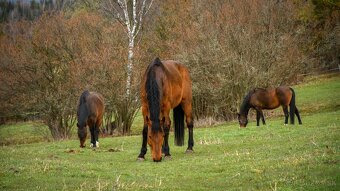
[126,37,134,97]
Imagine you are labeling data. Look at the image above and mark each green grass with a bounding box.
[0,74,339,190]
[295,74,340,113]
[0,122,52,145]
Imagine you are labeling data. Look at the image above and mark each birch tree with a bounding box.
[102,0,153,96]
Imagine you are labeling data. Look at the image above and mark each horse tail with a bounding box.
[173,105,185,146]
[289,87,296,124]
[146,58,162,132]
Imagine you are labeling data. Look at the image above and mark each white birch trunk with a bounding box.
[126,36,134,96]
[105,0,153,97]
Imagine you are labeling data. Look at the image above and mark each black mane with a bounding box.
[79,90,90,107]
[77,90,90,127]
[145,58,162,133]
[239,89,254,116]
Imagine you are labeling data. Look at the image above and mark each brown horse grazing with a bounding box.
[137,58,194,162]
[77,90,105,148]
[237,86,302,128]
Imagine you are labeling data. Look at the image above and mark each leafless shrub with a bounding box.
[145,0,305,122]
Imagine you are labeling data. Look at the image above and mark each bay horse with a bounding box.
[237,86,302,128]
[137,58,194,162]
[77,90,105,148]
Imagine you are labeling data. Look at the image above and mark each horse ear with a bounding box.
[153,57,162,66]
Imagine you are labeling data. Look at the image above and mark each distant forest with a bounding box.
[0,0,73,22]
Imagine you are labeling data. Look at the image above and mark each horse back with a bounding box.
[275,86,292,105]
[141,59,192,119]
[250,86,292,109]
[251,88,280,109]
[86,92,105,120]
[161,60,192,109]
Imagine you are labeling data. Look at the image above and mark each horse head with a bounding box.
[237,113,248,128]
[77,122,87,147]
[147,117,164,162]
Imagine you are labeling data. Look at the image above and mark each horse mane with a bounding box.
[239,89,254,115]
[77,90,90,127]
[79,90,90,106]
[145,58,162,133]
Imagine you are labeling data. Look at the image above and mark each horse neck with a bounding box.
[240,94,251,116]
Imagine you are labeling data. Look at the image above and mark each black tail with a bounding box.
[146,58,162,132]
[173,105,185,146]
[289,88,296,124]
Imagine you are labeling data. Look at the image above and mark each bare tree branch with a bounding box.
[101,0,153,96]
[134,0,153,38]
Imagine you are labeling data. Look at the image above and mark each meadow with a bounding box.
[0,74,339,190]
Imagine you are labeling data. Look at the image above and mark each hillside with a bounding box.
[0,74,339,190]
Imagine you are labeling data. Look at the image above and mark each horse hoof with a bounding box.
[284,124,288,126]
[185,149,194,154]
[164,155,172,160]
[90,142,99,148]
[137,157,145,162]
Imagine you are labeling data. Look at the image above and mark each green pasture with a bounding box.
[0,74,339,190]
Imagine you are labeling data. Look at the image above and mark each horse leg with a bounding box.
[260,110,266,125]
[89,124,96,147]
[93,124,100,147]
[94,118,102,147]
[137,124,148,160]
[182,102,194,153]
[256,110,260,126]
[162,115,172,159]
[295,106,302,124]
[282,106,289,125]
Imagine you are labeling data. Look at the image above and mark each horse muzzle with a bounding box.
[153,157,162,162]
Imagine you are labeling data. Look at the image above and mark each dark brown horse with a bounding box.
[77,90,105,148]
[237,86,302,128]
[137,58,194,162]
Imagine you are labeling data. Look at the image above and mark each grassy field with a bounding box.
[0,74,339,190]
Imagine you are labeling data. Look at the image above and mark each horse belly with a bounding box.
[263,99,280,109]
[255,96,280,110]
